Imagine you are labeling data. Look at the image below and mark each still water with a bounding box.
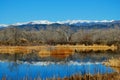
[0,61,114,80]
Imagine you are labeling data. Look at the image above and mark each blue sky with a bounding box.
[0,0,120,24]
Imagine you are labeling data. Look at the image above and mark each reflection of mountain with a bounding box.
[0,20,120,31]
[0,61,114,79]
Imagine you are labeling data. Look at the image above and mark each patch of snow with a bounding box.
[57,20,114,24]
[0,20,115,27]
[0,24,8,27]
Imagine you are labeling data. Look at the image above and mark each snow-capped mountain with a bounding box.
[0,20,115,27]
[56,20,115,26]
[57,20,114,24]
[11,20,53,26]
[0,20,119,31]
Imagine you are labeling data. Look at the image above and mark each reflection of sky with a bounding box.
[0,61,114,80]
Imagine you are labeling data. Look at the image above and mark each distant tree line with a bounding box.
[0,26,120,46]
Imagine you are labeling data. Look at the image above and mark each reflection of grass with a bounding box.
[0,44,117,58]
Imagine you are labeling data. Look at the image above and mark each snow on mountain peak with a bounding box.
[31,20,53,24]
[11,20,53,26]
[0,24,8,27]
[0,20,115,27]
[57,20,91,24]
[12,20,115,26]
[57,20,114,24]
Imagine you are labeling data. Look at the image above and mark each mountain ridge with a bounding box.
[0,20,120,31]
[0,20,115,27]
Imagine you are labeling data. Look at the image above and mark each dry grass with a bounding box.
[103,58,120,67]
[50,46,74,58]
[0,44,117,58]
[103,58,120,73]
[112,67,120,73]
[2,73,120,80]
[65,73,120,80]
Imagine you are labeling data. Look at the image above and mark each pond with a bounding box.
[0,61,114,80]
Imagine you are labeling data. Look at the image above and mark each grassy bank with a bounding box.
[103,58,120,73]
[54,73,120,80]
[103,58,120,67]
[0,44,117,58]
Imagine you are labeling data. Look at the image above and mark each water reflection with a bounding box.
[0,61,114,80]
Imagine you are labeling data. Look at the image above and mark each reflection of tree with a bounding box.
[7,62,20,72]
[7,61,32,78]
[7,61,24,79]
[81,64,87,75]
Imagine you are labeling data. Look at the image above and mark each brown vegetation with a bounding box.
[103,58,120,67]
[2,73,120,80]
[0,44,117,58]
[50,46,74,58]
[57,73,120,80]
[103,58,120,73]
